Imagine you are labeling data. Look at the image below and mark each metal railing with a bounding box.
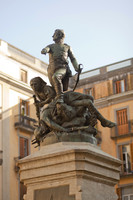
[111,120,133,138]
[120,164,133,176]
[14,114,37,133]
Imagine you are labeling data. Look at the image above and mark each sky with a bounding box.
[0,0,133,73]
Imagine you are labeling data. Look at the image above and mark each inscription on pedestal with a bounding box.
[34,185,75,200]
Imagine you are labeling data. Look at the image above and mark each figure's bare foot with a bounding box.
[101,119,116,128]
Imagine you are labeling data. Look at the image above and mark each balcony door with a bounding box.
[20,99,29,125]
[116,108,128,135]
[20,99,29,116]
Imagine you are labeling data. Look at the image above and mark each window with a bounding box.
[118,143,133,174]
[0,84,2,119]
[20,99,29,125]
[20,69,27,83]
[116,109,129,135]
[19,136,29,199]
[20,99,29,116]
[117,186,133,200]
[20,182,27,200]
[114,79,126,94]
[122,186,133,200]
[84,88,94,97]
[19,137,29,159]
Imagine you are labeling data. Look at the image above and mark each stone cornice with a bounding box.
[0,39,48,76]
[94,90,133,108]
[7,53,48,76]
[0,71,33,95]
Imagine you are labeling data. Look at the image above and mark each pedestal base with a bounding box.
[18,142,121,200]
[40,131,97,146]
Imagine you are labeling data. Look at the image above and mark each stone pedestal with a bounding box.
[18,142,121,200]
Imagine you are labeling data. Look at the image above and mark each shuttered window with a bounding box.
[19,137,29,159]
[84,88,95,98]
[20,99,29,125]
[20,69,27,83]
[118,143,133,174]
[121,186,133,200]
[115,79,125,94]
[116,109,128,135]
[20,99,29,116]
[130,143,133,171]
[19,137,29,199]
[20,182,27,200]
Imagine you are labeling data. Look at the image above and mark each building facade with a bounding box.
[75,58,133,200]
[1,38,133,200]
[0,39,48,200]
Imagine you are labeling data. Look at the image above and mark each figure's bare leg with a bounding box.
[71,99,116,128]
[62,76,69,91]
[62,117,86,128]
[52,68,66,103]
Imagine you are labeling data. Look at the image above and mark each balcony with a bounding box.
[111,120,133,139]
[120,169,133,177]
[120,163,133,177]
[14,114,37,133]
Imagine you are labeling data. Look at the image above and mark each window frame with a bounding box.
[20,69,28,83]
[114,106,130,136]
[116,108,129,135]
[84,87,95,98]
[113,77,127,94]
[19,99,29,116]
[117,142,133,174]
[19,136,30,159]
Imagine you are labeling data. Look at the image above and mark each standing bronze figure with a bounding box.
[41,29,80,102]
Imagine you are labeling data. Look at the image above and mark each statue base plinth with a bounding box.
[41,131,97,146]
[18,142,121,200]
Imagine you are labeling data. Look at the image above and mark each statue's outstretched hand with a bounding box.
[41,48,47,55]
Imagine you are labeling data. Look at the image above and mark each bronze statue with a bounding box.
[31,30,116,146]
[30,77,115,146]
[41,29,80,103]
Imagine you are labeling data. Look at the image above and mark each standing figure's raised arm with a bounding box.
[41,46,50,55]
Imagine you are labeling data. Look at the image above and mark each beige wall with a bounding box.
[76,65,133,193]
[0,39,48,200]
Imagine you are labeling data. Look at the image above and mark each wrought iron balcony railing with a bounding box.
[120,164,133,177]
[14,114,37,133]
[111,120,133,139]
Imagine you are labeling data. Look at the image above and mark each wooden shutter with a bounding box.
[20,137,29,159]
[116,109,128,135]
[25,139,29,157]
[119,145,124,173]
[20,182,27,200]
[90,88,95,99]
[115,79,126,94]
[20,137,24,159]
[84,88,95,99]
[115,81,121,93]
[130,143,133,171]
[116,188,122,200]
